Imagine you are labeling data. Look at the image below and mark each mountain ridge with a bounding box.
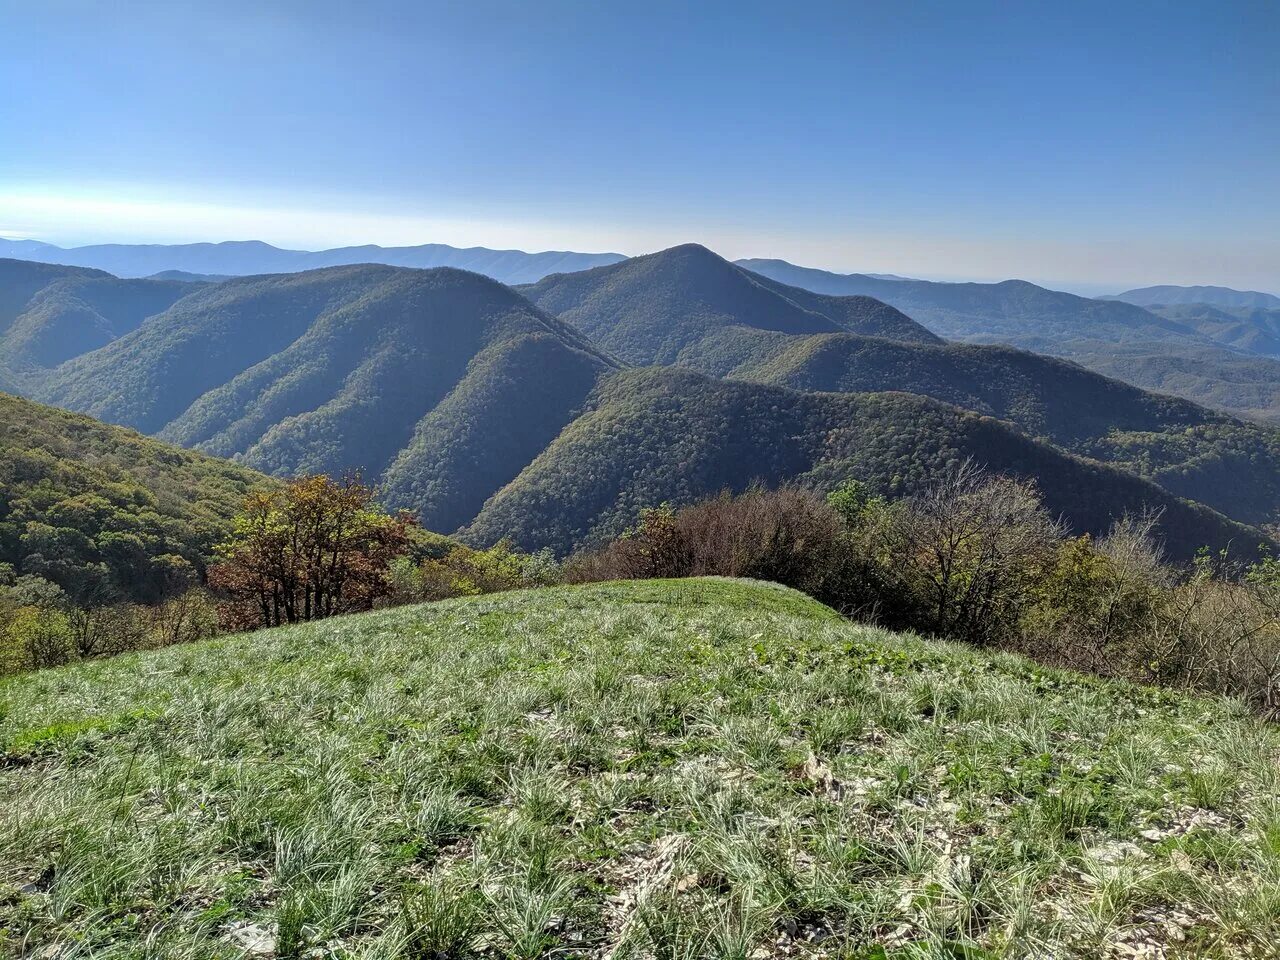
[0,237,627,285]
[1107,284,1280,310]
[4,249,1277,558]
[27,263,621,533]
[464,365,1261,557]
[735,256,1280,422]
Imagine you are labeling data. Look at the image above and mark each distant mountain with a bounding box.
[520,243,939,364]
[1139,302,1280,357]
[734,258,1201,347]
[0,258,192,371]
[1107,285,1280,310]
[0,238,626,285]
[146,269,232,283]
[29,264,619,534]
[735,257,1280,422]
[464,366,1258,558]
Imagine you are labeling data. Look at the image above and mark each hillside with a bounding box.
[8,251,1279,549]
[0,392,270,603]
[466,366,1260,556]
[672,328,1280,527]
[520,243,939,363]
[32,264,620,533]
[0,258,192,373]
[1143,302,1280,357]
[0,238,626,285]
[519,247,1280,530]
[735,258,1280,421]
[2,578,1276,956]
[1108,284,1280,310]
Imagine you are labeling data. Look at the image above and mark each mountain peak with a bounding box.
[522,245,940,364]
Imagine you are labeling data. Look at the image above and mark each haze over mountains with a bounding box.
[0,238,625,285]
[3,244,1279,561]
[738,258,1280,423]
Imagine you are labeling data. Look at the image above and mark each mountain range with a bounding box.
[0,238,625,285]
[10,237,1280,419]
[2,247,1278,559]
[737,258,1280,423]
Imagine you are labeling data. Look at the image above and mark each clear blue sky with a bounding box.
[2,0,1277,292]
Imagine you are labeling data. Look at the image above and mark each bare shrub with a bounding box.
[1024,511,1168,674]
[566,486,847,598]
[885,460,1064,645]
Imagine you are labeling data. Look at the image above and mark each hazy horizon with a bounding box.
[3,229,1272,299]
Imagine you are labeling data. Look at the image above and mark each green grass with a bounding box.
[1,578,1278,958]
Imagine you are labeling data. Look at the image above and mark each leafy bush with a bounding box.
[0,570,218,677]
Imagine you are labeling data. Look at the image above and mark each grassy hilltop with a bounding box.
[2,579,1279,957]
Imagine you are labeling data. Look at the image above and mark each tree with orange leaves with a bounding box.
[209,475,416,630]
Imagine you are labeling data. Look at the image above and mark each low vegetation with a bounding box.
[570,471,1280,714]
[2,579,1277,956]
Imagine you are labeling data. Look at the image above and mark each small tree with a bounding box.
[209,475,416,630]
[888,460,1063,644]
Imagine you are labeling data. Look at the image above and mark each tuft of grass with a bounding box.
[0,578,1277,957]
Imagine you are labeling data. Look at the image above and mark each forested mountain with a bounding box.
[736,257,1280,421]
[1108,285,1280,310]
[673,330,1280,527]
[0,238,625,285]
[0,392,269,603]
[734,258,1208,347]
[519,243,939,364]
[517,246,1280,529]
[3,250,1277,559]
[464,366,1257,557]
[29,264,620,533]
[1141,302,1280,357]
[0,259,192,373]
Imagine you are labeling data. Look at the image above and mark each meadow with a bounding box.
[1,578,1277,957]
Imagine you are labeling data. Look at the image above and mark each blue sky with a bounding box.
[2,0,1277,293]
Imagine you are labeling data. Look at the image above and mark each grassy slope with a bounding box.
[2,578,1277,957]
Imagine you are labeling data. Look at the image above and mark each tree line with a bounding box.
[5,468,1279,716]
